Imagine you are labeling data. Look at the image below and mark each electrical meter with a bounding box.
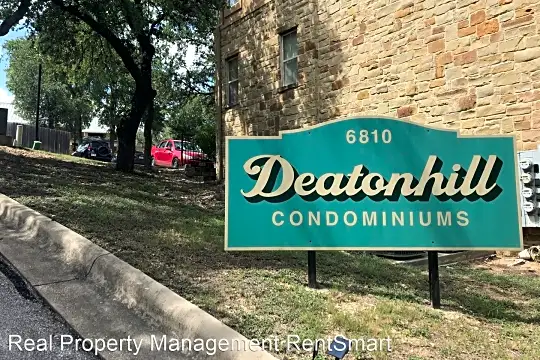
[518,148,540,227]
[520,159,533,170]
[522,187,534,199]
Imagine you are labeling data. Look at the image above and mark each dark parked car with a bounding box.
[112,151,146,165]
[72,138,113,162]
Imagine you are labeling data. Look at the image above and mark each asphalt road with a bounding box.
[0,260,99,360]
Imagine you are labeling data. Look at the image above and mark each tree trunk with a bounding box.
[115,86,148,172]
[109,88,117,155]
[140,40,156,170]
[144,100,154,169]
[115,39,156,172]
[116,123,138,172]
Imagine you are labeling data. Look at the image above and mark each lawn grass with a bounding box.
[1,146,539,360]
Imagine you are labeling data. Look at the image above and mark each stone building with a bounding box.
[215,0,540,243]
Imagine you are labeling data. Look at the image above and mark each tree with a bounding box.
[0,0,220,172]
[3,37,93,135]
[151,25,216,160]
[164,95,216,158]
[36,17,137,151]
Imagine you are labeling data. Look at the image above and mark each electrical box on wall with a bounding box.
[518,146,540,227]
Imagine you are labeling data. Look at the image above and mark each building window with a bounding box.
[228,0,239,8]
[280,28,298,87]
[227,56,239,106]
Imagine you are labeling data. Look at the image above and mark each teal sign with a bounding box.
[225,116,523,251]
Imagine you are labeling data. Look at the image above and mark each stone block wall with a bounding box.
[219,0,321,135]
[217,0,540,244]
[217,0,540,167]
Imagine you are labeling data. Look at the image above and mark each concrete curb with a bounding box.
[0,194,277,360]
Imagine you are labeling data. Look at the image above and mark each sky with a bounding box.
[0,25,27,104]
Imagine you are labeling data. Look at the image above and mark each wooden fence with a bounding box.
[6,122,72,154]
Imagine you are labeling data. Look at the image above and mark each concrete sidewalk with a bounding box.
[0,257,99,360]
[0,222,195,360]
[0,195,277,360]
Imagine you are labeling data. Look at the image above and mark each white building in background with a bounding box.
[82,117,109,138]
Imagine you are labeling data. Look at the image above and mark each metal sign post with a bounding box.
[35,62,42,142]
[428,251,441,309]
[307,251,317,288]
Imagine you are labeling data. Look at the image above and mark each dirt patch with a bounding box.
[472,255,540,276]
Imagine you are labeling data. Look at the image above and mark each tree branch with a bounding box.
[119,0,151,49]
[0,0,31,36]
[119,0,141,34]
[50,0,142,82]
[180,70,214,96]
[150,13,166,36]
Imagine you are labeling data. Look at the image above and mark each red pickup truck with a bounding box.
[150,139,214,170]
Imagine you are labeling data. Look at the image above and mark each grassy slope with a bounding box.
[1,146,539,360]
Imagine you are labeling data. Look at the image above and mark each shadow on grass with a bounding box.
[442,265,540,324]
[1,147,539,332]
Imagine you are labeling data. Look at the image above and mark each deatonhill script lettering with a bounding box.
[241,155,502,202]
